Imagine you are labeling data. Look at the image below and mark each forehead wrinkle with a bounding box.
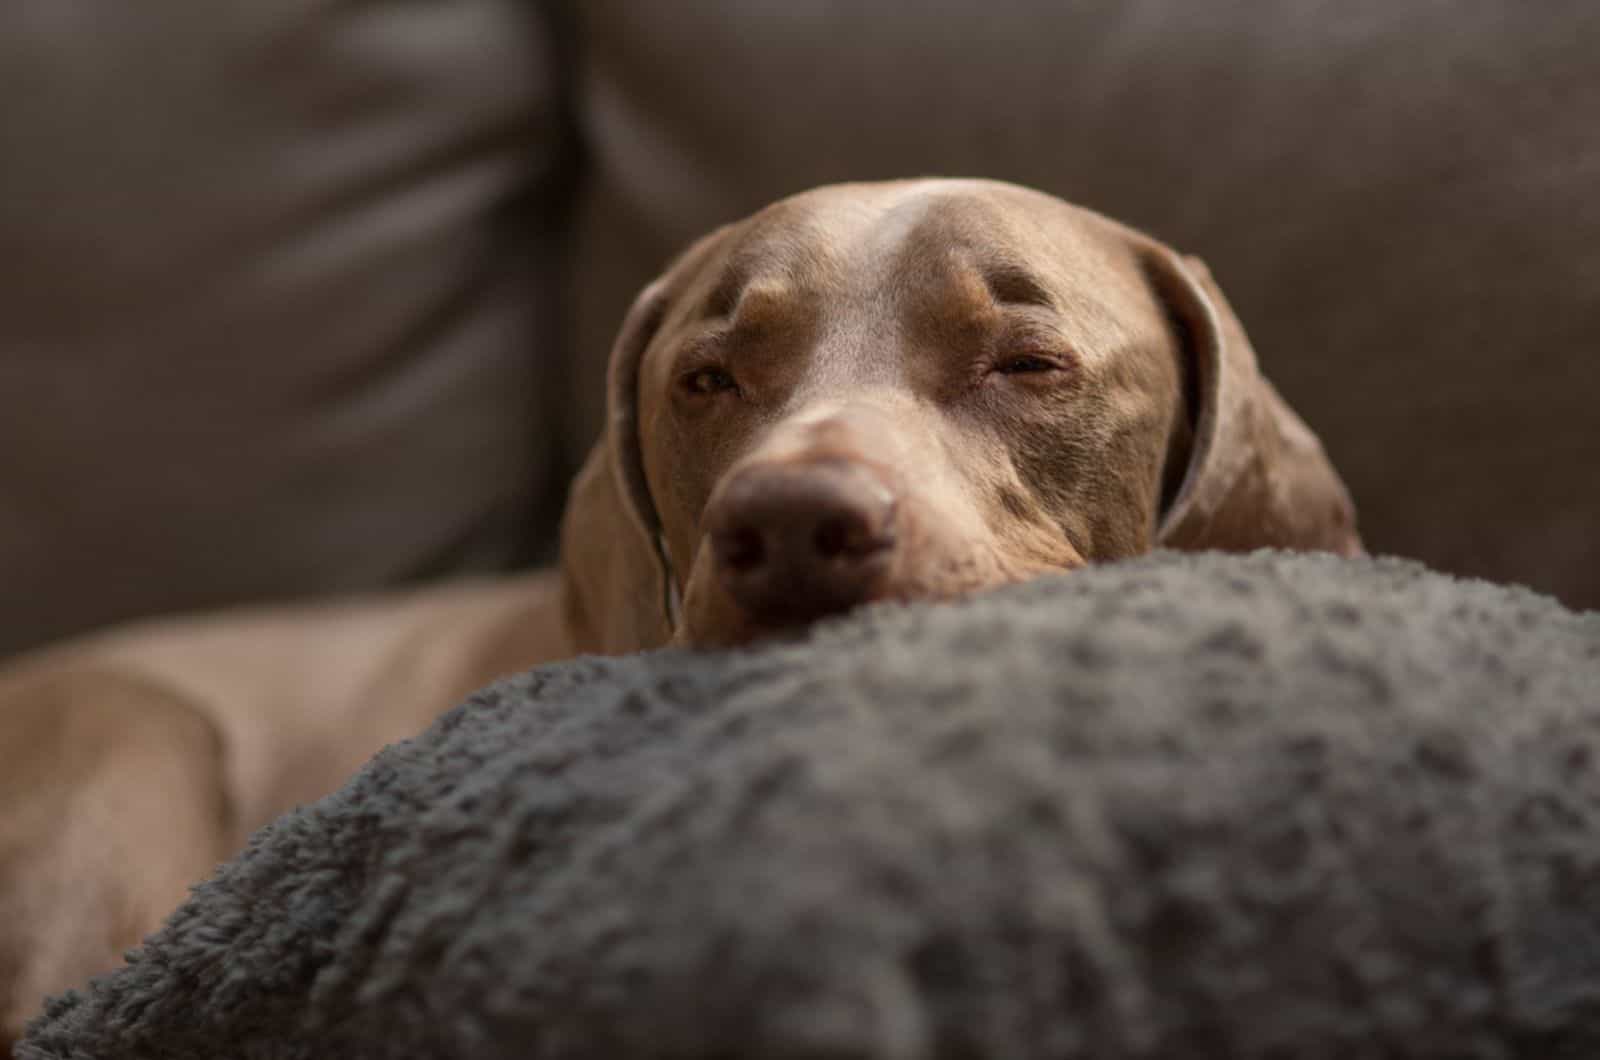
[699,188,929,389]
[694,209,856,330]
[722,182,980,318]
[926,194,1164,362]
[890,192,1042,267]
[879,194,1064,313]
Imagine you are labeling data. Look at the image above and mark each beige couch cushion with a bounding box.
[0,1,564,658]
[570,0,1600,608]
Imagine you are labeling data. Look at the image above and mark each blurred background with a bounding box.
[2,0,1596,661]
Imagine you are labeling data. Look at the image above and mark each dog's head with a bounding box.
[561,179,1359,651]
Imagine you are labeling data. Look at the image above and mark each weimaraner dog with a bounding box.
[0,178,1358,1043]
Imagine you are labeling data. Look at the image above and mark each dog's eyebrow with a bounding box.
[699,267,798,336]
[979,263,1057,310]
[701,267,748,321]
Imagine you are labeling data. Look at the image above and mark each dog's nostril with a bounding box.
[718,527,766,572]
[812,515,866,559]
[813,511,893,560]
[813,517,851,559]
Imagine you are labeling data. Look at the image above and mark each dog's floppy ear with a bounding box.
[559,276,677,655]
[1144,247,1362,556]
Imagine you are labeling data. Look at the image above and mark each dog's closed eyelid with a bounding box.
[992,353,1065,374]
[991,320,1081,369]
[980,338,1084,393]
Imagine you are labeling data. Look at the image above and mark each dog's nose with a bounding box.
[707,461,898,625]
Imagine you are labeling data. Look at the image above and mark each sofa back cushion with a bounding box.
[0,0,565,657]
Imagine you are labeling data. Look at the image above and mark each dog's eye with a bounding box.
[682,366,739,395]
[993,354,1062,375]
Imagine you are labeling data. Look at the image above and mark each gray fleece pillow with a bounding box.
[20,552,1600,1059]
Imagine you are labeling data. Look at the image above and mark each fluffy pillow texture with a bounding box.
[20,552,1600,1059]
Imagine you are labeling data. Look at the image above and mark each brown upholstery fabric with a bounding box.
[0,1,566,658]
[569,0,1600,608]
